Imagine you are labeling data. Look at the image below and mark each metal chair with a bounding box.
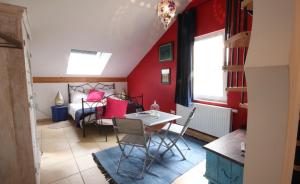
[96,95,144,142]
[112,118,152,179]
[95,106,114,142]
[160,107,196,160]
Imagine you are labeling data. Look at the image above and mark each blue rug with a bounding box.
[92,135,206,184]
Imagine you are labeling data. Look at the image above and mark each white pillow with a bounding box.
[103,89,115,97]
[71,91,87,103]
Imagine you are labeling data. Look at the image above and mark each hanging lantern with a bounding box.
[157,0,176,29]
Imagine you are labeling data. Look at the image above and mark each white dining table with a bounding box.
[125,110,181,127]
[125,110,182,167]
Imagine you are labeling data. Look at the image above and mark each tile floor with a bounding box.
[38,120,208,184]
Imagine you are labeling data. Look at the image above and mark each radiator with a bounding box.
[176,103,232,137]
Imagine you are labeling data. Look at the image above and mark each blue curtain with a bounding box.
[175,8,196,107]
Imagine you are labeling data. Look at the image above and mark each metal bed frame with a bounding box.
[67,82,144,138]
[68,82,115,103]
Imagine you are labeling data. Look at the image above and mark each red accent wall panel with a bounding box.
[127,0,249,130]
[127,22,178,113]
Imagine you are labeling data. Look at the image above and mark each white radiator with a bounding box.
[176,103,232,137]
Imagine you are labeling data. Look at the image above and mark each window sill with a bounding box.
[193,99,238,113]
[193,99,228,108]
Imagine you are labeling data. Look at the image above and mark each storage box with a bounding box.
[51,105,68,122]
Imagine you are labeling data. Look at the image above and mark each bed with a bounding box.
[67,82,144,138]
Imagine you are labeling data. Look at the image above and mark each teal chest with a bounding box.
[205,150,244,184]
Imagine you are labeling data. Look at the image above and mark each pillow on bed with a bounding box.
[87,89,105,102]
[71,91,87,103]
[103,97,128,119]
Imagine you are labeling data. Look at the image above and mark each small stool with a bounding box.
[51,105,68,122]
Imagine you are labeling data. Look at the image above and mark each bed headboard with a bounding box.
[67,82,115,103]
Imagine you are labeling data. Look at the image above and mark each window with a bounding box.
[193,30,227,102]
[66,49,112,75]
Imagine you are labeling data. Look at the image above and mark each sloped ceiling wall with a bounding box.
[1,0,190,77]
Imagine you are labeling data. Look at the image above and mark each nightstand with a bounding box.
[51,105,68,122]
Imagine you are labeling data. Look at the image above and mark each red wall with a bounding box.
[127,0,248,130]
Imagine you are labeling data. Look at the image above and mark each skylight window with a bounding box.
[66,49,112,75]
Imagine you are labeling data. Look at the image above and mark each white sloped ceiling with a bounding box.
[1,0,190,77]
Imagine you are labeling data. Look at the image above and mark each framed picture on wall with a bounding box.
[159,42,173,62]
[161,68,171,84]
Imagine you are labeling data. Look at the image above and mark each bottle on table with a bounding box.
[150,100,160,117]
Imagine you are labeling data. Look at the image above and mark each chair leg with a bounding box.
[127,145,135,156]
[104,126,108,142]
[116,143,150,179]
[161,141,175,156]
[173,142,186,160]
[116,152,124,174]
[180,137,191,150]
[161,136,186,160]
[82,121,86,137]
[161,136,175,155]
[116,143,130,174]
[161,136,178,155]
[98,124,102,135]
[139,151,149,179]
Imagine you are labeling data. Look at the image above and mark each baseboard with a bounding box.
[37,118,52,123]
[185,128,217,143]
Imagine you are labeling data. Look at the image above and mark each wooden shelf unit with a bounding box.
[224,0,252,112]
[225,31,251,48]
[239,103,248,109]
[241,0,253,11]
[223,65,244,72]
[292,116,300,182]
[0,2,40,183]
[295,165,300,172]
[0,32,23,48]
[226,87,247,92]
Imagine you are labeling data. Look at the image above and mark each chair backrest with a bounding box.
[112,118,145,136]
[126,102,144,114]
[180,107,197,135]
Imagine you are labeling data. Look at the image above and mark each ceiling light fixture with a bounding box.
[157,0,176,29]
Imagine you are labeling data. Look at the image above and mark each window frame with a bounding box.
[192,29,227,103]
[66,49,112,76]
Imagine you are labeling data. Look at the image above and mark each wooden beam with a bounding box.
[239,103,248,109]
[241,0,253,11]
[226,87,247,92]
[225,31,251,48]
[294,165,300,172]
[223,65,244,72]
[32,77,127,83]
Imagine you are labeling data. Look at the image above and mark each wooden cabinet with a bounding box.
[204,130,245,184]
[0,3,40,184]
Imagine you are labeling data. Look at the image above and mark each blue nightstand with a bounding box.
[51,105,68,122]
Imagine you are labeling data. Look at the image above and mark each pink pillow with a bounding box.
[87,89,105,102]
[103,98,128,119]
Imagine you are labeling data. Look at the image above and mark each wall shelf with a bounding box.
[239,103,248,109]
[223,65,244,72]
[295,165,300,172]
[0,32,22,48]
[225,31,251,48]
[226,87,247,92]
[241,0,253,11]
